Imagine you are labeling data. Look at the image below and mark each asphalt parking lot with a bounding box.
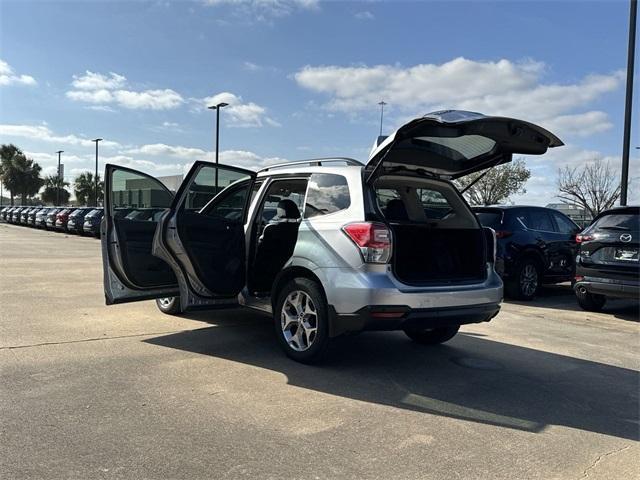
[1,223,638,480]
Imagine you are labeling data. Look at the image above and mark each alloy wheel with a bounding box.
[158,297,173,308]
[520,264,538,297]
[280,290,318,352]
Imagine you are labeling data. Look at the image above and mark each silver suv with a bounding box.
[102,110,562,362]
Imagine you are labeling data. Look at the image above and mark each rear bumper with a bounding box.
[328,302,501,337]
[574,278,639,300]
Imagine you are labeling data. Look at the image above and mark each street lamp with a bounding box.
[620,0,637,206]
[92,138,102,206]
[378,100,387,137]
[56,150,64,205]
[208,102,229,190]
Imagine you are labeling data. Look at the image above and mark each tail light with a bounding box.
[342,222,392,264]
[483,227,497,263]
[576,234,594,243]
[495,230,512,239]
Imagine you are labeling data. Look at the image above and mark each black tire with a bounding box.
[403,325,460,345]
[505,258,541,300]
[274,278,330,364]
[575,288,606,312]
[155,297,182,315]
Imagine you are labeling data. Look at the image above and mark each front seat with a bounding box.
[252,200,301,292]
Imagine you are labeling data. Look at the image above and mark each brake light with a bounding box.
[342,222,392,263]
[495,230,512,239]
[576,234,594,243]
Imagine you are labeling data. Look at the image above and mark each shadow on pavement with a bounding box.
[506,283,640,322]
[145,310,639,441]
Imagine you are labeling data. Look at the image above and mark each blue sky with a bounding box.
[0,0,637,203]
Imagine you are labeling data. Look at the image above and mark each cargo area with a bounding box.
[372,175,487,285]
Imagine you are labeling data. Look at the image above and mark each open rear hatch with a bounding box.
[366,110,563,181]
[367,110,562,286]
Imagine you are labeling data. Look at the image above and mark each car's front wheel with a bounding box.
[155,297,181,315]
[274,278,330,363]
[403,325,460,345]
[575,288,606,312]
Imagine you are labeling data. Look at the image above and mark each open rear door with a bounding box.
[152,161,255,312]
[102,164,179,305]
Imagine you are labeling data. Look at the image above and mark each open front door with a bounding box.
[152,161,255,312]
[102,164,179,305]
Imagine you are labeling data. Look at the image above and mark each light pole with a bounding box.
[621,0,637,206]
[208,102,229,190]
[56,150,64,205]
[92,138,102,206]
[378,100,387,136]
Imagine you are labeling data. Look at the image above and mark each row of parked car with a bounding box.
[0,205,104,236]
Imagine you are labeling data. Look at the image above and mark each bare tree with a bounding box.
[557,158,620,218]
[454,158,531,206]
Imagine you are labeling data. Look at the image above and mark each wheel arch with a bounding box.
[270,266,328,310]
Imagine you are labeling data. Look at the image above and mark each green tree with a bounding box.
[73,171,103,206]
[41,175,70,205]
[0,146,44,205]
[0,144,23,205]
[454,158,531,206]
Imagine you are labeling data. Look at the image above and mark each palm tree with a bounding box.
[74,171,103,206]
[41,175,70,205]
[0,145,44,204]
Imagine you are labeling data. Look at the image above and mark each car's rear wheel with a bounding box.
[403,325,460,345]
[575,287,606,312]
[506,259,541,300]
[156,297,181,315]
[274,278,330,364]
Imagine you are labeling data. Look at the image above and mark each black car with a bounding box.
[574,206,639,311]
[66,207,94,234]
[473,206,580,300]
[82,208,104,237]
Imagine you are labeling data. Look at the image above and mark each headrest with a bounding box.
[385,199,409,221]
[275,199,301,220]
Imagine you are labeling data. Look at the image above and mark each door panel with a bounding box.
[102,165,178,305]
[152,161,255,311]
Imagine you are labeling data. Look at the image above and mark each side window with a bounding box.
[204,184,251,222]
[527,209,554,231]
[416,187,453,220]
[111,169,173,219]
[258,178,307,224]
[304,173,350,218]
[375,188,401,210]
[553,212,578,234]
[183,165,251,211]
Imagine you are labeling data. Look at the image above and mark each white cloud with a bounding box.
[354,11,374,20]
[202,0,319,19]
[70,71,126,90]
[0,124,120,148]
[0,59,37,86]
[66,71,184,110]
[199,92,280,127]
[125,143,206,158]
[293,57,624,140]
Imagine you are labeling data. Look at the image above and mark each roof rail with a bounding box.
[257,157,363,173]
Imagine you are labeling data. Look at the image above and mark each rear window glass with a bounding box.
[592,213,639,231]
[475,211,502,229]
[304,174,350,218]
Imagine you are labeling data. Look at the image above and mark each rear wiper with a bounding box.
[600,226,630,231]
